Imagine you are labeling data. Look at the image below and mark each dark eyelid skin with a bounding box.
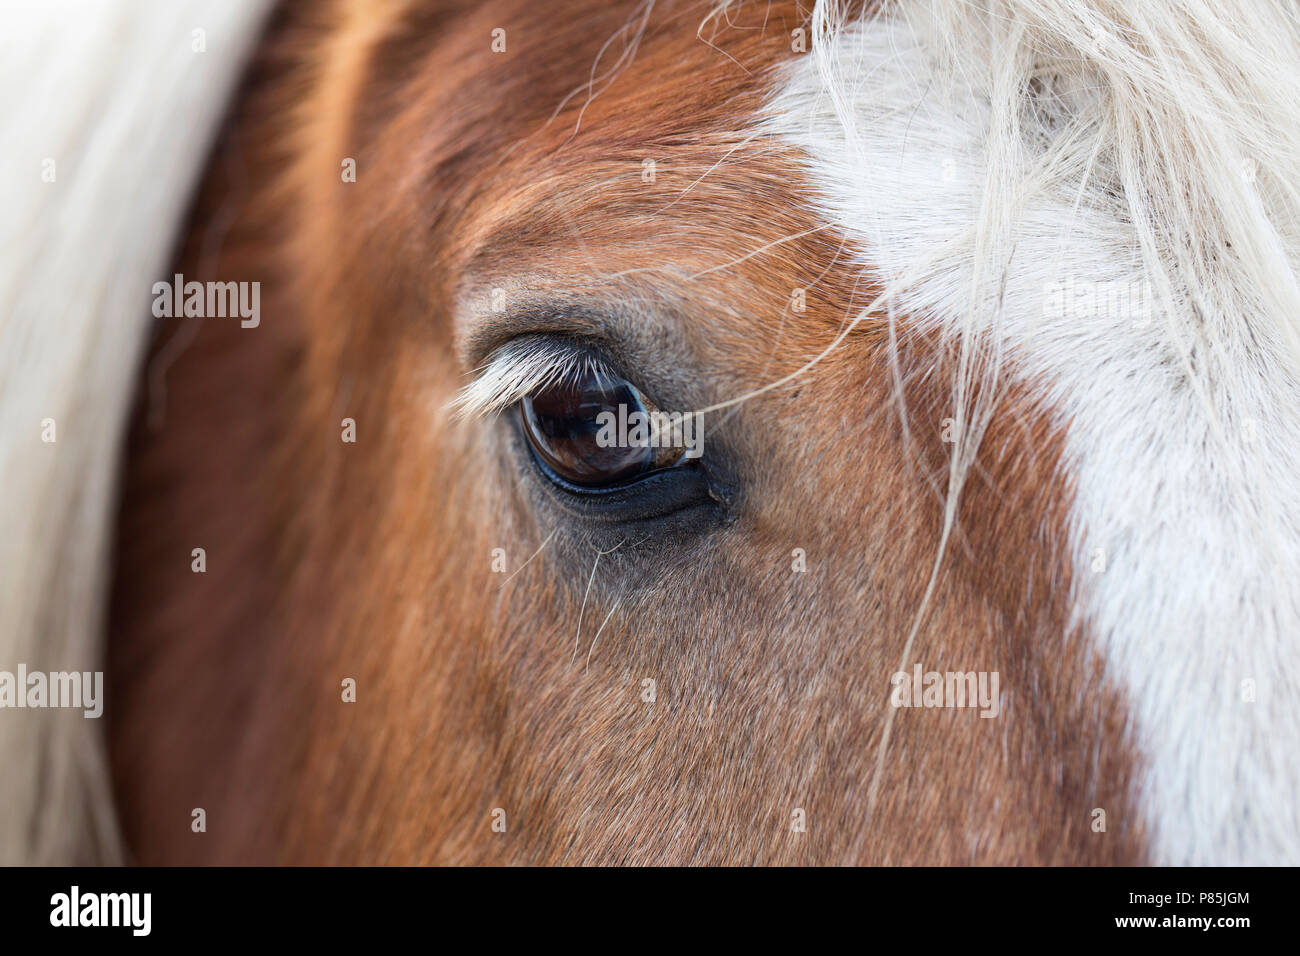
[510,409,734,532]
[517,419,720,524]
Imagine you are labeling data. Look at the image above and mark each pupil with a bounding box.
[521,371,655,487]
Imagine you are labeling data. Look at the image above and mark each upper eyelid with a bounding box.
[455,301,616,373]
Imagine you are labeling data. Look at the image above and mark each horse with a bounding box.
[3,0,1299,865]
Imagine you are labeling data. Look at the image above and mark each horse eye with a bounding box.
[519,368,681,488]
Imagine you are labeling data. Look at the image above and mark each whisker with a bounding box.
[498,528,557,590]
[688,223,831,279]
[584,600,622,674]
[570,539,626,664]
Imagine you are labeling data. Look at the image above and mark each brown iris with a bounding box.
[520,368,672,488]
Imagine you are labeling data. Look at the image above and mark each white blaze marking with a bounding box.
[766,15,1300,864]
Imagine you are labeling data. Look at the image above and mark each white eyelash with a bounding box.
[450,338,609,420]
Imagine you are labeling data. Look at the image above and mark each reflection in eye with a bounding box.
[520,366,682,488]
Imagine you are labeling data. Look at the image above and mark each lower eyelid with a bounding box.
[510,413,717,521]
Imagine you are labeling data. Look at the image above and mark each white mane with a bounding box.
[0,0,271,864]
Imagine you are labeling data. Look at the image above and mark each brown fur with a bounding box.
[109,0,1146,864]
